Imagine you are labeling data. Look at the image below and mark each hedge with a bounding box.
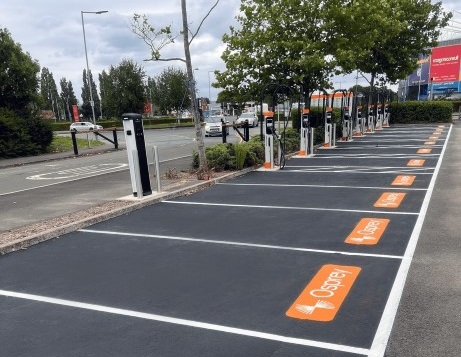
[389,101,452,124]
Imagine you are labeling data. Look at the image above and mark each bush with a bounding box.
[29,115,53,151]
[192,136,265,171]
[0,108,53,158]
[389,101,452,124]
[279,127,300,153]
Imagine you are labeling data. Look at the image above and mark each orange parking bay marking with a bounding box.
[417,148,432,154]
[429,136,438,140]
[424,141,436,145]
[392,175,415,186]
[345,218,390,245]
[374,192,406,208]
[407,159,425,167]
[286,265,361,322]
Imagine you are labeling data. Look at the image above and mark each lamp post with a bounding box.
[208,70,214,105]
[81,10,108,124]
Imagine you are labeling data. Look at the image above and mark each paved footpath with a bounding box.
[0,124,458,356]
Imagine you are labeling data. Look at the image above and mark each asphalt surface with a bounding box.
[0,123,459,356]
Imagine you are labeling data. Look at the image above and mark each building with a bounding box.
[399,38,461,100]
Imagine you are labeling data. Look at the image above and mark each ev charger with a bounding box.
[299,108,314,156]
[383,105,390,127]
[342,106,352,141]
[354,105,364,137]
[324,107,334,147]
[264,111,274,169]
[367,106,375,133]
[376,105,383,130]
[122,113,152,197]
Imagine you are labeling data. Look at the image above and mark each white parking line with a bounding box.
[326,145,443,149]
[369,124,452,357]
[218,183,427,191]
[79,229,404,260]
[0,289,370,355]
[163,201,419,216]
[282,166,434,174]
[309,155,439,159]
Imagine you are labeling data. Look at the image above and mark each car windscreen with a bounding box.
[205,116,222,123]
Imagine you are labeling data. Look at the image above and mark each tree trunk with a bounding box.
[181,0,208,174]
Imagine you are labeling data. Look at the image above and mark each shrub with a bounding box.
[389,101,452,124]
[244,136,264,166]
[279,127,300,153]
[29,115,53,151]
[0,108,52,158]
[205,143,232,171]
[192,136,265,171]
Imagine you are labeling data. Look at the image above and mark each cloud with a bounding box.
[0,0,239,102]
[1,0,459,103]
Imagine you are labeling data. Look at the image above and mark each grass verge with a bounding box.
[48,136,105,153]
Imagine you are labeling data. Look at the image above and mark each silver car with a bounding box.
[70,122,103,132]
[204,116,229,137]
[236,112,258,127]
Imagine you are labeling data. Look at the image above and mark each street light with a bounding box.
[208,70,214,104]
[81,10,108,124]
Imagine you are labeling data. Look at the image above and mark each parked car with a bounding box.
[236,112,259,127]
[204,116,229,137]
[70,122,103,132]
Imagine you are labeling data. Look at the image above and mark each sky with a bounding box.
[1,0,460,103]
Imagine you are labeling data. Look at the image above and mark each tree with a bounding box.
[216,0,451,109]
[148,67,190,115]
[98,59,146,119]
[215,0,335,107]
[40,67,63,120]
[131,1,221,176]
[329,0,451,95]
[0,29,52,157]
[60,78,78,121]
[81,69,101,120]
[0,28,40,116]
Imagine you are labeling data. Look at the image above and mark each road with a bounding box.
[0,125,260,232]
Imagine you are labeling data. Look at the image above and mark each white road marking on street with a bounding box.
[80,229,404,260]
[27,164,128,180]
[218,182,427,191]
[163,201,419,216]
[0,155,192,197]
[0,289,370,355]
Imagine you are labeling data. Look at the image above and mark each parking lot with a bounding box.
[0,124,451,356]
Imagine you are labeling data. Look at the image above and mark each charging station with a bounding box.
[263,111,275,169]
[366,105,375,133]
[122,113,152,197]
[383,104,390,127]
[323,106,335,147]
[299,108,314,157]
[375,104,383,130]
[341,106,353,141]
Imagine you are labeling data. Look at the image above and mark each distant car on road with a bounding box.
[236,112,259,127]
[204,116,229,137]
[70,122,103,132]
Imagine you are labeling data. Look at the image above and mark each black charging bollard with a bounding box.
[122,113,152,197]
